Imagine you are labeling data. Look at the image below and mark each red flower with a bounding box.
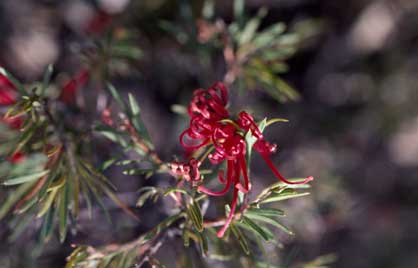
[8,151,25,164]
[180,82,229,154]
[0,74,26,163]
[175,82,314,237]
[0,74,17,106]
[85,11,112,34]
[187,82,229,120]
[59,69,89,104]
[0,73,24,130]
[170,158,202,184]
[2,115,23,129]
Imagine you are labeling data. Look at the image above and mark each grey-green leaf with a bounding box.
[3,170,49,186]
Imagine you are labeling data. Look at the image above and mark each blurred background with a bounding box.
[1,0,418,267]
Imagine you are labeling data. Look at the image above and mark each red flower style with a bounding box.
[237,111,314,185]
[174,82,314,237]
[59,69,89,104]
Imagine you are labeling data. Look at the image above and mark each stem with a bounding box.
[126,123,165,168]
[136,232,167,267]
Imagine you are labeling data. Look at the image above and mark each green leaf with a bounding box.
[59,184,69,242]
[245,213,293,235]
[182,229,192,247]
[128,93,140,116]
[37,186,59,218]
[245,65,300,102]
[15,125,37,153]
[259,47,296,61]
[41,64,54,95]
[269,178,312,190]
[240,216,274,241]
[14,195,38,214]
[238,8,267,45]
[253,22,286,48]
[123,168,154,176]
[163,188,189,196]
[111,44,143,60]
[196,231,208,257]
[268,76,300,102]
[261,192,310,204]
[8,153,47,178]
[39,205,56,242]
[230,223,250,255]
[80,162,115,189]
[187,199,203,232]
[246,207,285,217]
[202,0,214,19]
[170,104,187,115]
[107,83,126,111]
[66,246,89,268]
[101,157,119,171]
[233,0,245,25]
[81,175,111,222]
[3,169,49,186]
[266,118,289,126]
[274,33,300,47]
[95,126,128,147]
[136,187,159,207]
[270,62,289,74]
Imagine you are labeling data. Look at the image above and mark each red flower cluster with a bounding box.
[170,159,202,183]
[0,74,25,163]
[172,82,314,237]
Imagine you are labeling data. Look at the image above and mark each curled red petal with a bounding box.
[237,111,263,139]
[198,160,234,196]
[260,152,314,184]
[210,82,228,105]
[179,129,210,152]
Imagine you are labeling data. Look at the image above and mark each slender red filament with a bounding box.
[260,152,314,184]
[217,183,239,238]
